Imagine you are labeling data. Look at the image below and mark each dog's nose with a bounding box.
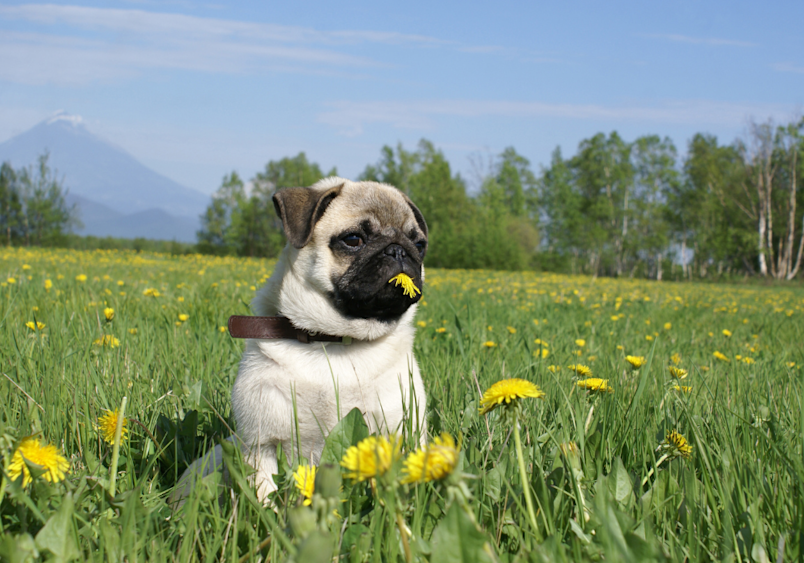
[384,244,407,262]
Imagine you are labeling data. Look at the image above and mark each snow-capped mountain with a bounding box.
[0,112,210,242]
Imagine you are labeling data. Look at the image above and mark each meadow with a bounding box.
[0,245,802,562]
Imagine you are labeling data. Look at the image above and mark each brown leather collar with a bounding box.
[228,315,347,344]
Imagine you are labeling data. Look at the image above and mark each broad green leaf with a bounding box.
[431,504,494,563]
[319,407,369,465]
[35,493,78,563]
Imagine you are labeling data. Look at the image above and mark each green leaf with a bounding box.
[34,493,78,563]
[293,531,333,563]
[431,504,494,563]
[607,457,633,506]
[0,533,39,563]
[319,407,369,465]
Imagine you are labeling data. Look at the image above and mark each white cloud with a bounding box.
[640,33,757,47]
[318,99,793,136]
[0,4,474,85]
[773,62,804,74]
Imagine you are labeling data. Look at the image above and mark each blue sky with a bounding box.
[1,1,802,195]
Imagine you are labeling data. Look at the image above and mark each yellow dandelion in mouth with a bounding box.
[659,430,693,460]
[402,433,460,484]
[25,321,45,331]
[479,378,545,415]
[340,435,400,482]
[567,364,592,377]
[104,307,115,321]
[576,378,614,393]
[93,335,120,348]
[97,409,129,445]
[713,351,730,362]
[7,436,70,487]
[293,465,316,506]
[388,273,421,299]
[625,356,645,370]
[668,366,688,379]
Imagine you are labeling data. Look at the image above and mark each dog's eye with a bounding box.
[415,241,426,253]
[342,234,364,248]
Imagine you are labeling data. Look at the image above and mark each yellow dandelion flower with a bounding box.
[178,313,189,322]
[787,362,796,368]
[293,465,316,506]
[143,288,160,297]
[7,436,70,487]
[388,273,421,299]
[75,274,87,282]
[567,364,593,377]
[616,345,624,350]
[117,280,125,286]
[340,435,400,481]
[7,277,16,284]
[44,279,52,291]
[699,365,710,372]
[219,326,227,333]
[25,321,45,331]
[97,409,129,445]
[128,328,138,335]
[741,357,755,364]
[93,335,120,348]
[402,433,460,484]
[416,320,427,328]
[660,430,693,460]
[645,335,654,341]
[547,365,561,373]
[673,385,692,394]
[670,353,681,365]
[479,378,545,415]
[713,351,730,362]
[668,366,688,379]
[435,327,447,334]
[664,322,672,330]
[575,339,586,347]
[625,355,645,369]
[576,378,614,393]
[722,329,732,337]
[482,341,497,348]
[507,326,517,334]
[104,307,115,321]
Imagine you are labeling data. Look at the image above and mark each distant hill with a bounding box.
[65,194,200,242]
[0,112,210,242]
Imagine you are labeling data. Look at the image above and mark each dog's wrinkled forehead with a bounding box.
[316,182,424,239]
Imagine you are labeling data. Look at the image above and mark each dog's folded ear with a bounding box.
[273,184,343,248]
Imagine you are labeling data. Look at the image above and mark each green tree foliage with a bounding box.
[0,154,79,246]
[198,153,335,257]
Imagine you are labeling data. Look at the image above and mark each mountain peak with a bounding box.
[45,111,85,128]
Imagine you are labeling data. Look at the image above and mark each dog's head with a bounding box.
[257,177,427,339]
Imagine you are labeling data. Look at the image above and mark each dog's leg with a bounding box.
[243,443,280,503]
[169,440,228,509]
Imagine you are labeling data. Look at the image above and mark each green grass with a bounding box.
[1,246,803,562]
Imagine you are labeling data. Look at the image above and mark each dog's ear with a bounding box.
[273,184,343,248]
[402,194,428,239]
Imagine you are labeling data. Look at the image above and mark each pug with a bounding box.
[172,177,428,504]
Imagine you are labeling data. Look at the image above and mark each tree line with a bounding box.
[199,118,804,280]
[3,119,802,281]
[0,154,79,247]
